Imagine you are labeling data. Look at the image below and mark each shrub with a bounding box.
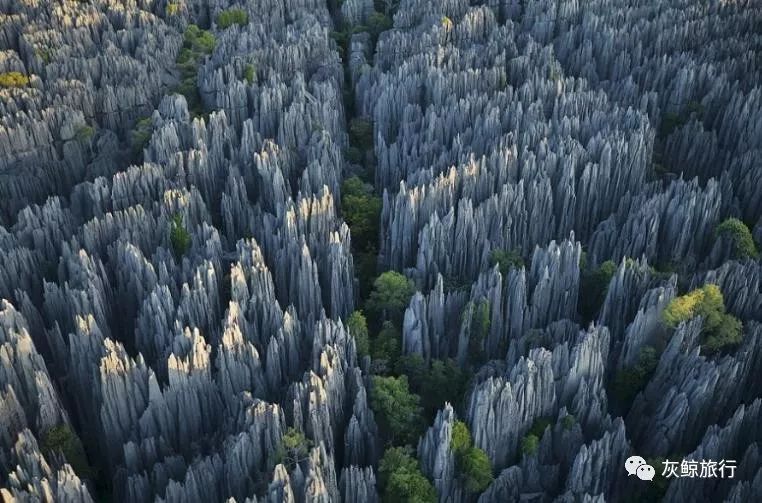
[378,447,436,503]
[277,427,312,468]
[459,446,493,493]
[244,64,256,84]
[561,414,576,430]
[466,300,490,364]
[371,375,424,445]
[367,271,415,323]
[0,71,30,88]
[42,425,94,478]
[446,421,494,494]
[342,176,381,252]
[74,125,94,142]
[166,2,181,15]
[578,259,617,322]
[372,320,401,364]
[131,117,153,155]
[367,12,392,40]
[169,214,192,258]
[489,248,524,274]
[662,284,743,354]
[716,218,759,260]
[521,434,539,456]
[527,417,552,438]
[347,310,370,357]
[420,359,468,416]
[611,346,659,404]
[349,118,375,150]
[216,8,249,29]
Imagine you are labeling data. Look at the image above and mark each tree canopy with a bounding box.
[347,310,370,357]
[715,218,759,260]
[663,284,743,354]
[378,447,436,503]
[371,375,424,445]
[367,271,415,323]
[451,420,493,493]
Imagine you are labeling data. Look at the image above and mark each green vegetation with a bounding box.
[489,248,524,274]
[175,25,216,116]
[342,177,381,297]
[347,310,370,357]
[420,359,469,416]
[166,2,181,15]
[367,271,415,324]
[578,259,617,322]
[611,346,659,404]
[662,284,743,354]
[0,71,30,88]
[519,417,552,458]
[372,320,401,365]
[42,425,94,478]
[349,118,374,151]
[276,427,312,468]
[521,434,539,456]
[131,117,153,155]
[74,125,94,142]
[527,417,552,438]
[561,414,576,430]
[371,375,424,445]
[715,218,759,260]
[378,447,436,503]
[466,300,491,364]
[367,12,393,41]
[342,176,382,252]
[658,101,704,138]
[244,64,256,84]
[216,8,249,29]
[169,214,192,258]
[450,421,493,494]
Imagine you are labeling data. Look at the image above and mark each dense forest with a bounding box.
[1,0,761,501]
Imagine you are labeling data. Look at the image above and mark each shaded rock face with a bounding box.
[1,0,761,501]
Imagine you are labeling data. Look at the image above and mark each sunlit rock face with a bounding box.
[1,0,761,501]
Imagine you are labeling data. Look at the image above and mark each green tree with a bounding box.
[372,320,401,365]
[420,359,468,416]
[459,446,493,493]
[0,71,30,88]
[715,218,759,260]
[578,259,617,322]
[347,310,370,357]
[467,300,490,364]
[216,8,249,29]
[367,12,393,41]
[244,64,256,84]
[611,346,659,405]
[342,176,381,252]
[371,375,424,445]
[450,421,493,493]
[367,271,415,323]
[277,427,312,468]
[170,214,192,258]
[42,425,94,478]
[131,117,153,155]
[349,118,374,151]
[521,434,539,456]
[378,447,436,503]
[489,249,524,274]
[663,284,743,354]
[394,353,428,389]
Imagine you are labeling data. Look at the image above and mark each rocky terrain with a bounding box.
[0,0,760,501]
